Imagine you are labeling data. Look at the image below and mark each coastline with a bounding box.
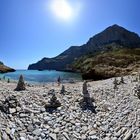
[0,75,140,139]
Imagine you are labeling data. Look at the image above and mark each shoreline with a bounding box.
[0,74,140,139]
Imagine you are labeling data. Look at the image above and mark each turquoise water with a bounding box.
[0,70,82,83]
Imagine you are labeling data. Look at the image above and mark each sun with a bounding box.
[50,0,73,21]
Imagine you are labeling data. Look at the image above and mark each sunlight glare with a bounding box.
[50,0,74,21]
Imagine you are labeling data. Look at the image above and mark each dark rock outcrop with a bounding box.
[28,24,140,71]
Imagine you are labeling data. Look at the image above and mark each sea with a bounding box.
[0,70,82,84]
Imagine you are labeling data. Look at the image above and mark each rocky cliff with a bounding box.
[72,47,140,80]
[0,62,15,73]
[28,24,140,71]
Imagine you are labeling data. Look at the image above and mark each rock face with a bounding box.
[0,62,15,73]
[15,75,26,91]
[28,24,140,71]
[75,48,140,80]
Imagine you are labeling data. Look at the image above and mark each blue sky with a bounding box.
[0,0,140,69]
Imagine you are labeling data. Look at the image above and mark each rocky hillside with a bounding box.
[72,47,140,80]
[28,24,140,71]
[0,62,15,73]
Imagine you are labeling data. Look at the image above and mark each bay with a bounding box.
[0,70,82,83]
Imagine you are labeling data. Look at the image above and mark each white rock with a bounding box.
[63,132,70,140]
[20,137,26,140]
[49,133,57,140]
[9,108,16,114]
[136,133,140,140]
[32,129,42,136]
[89,130,96,136]
[123,130,132,140]
[54,128,60,133]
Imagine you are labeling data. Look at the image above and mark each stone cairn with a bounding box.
[0,95,20,114]
[14,75,26,91]
[60,85,65,94]
[79,81,96,113]
[113,77,118,90]
[45,94,61,112]
[119,76,125,84]
[135,85,140,99]
[7,78,10,83]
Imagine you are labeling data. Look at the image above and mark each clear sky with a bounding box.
[0,0,140,69]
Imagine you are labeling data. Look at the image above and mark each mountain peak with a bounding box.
[105,24,129,32]
[28,25,140,71]
[109,24,122,28]
[86,24,140,48]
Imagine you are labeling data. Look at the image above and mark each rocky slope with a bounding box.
[0,74,140,139]
[72,47,140,80]
[0,61,15,73]
[28,24,140,71]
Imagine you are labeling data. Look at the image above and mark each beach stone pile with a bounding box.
[15,75,26,91]
[0,75,140,139]
[135,84,140,99]
[79,81,96,113]
[0,95,20,114]
[113,77,119,90]
[60,85,65,94]
[45,94,61,112]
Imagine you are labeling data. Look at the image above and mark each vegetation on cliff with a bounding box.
[72,47,140,80]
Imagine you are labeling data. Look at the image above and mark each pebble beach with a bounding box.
[0,75,140,140]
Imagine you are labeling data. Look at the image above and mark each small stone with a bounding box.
[9,108,16,114]
[27,125,34,132]
[89,135,99,139]
[19,113,28,118]
[49,133,57,140]
[44,116,52,122]
[89,130,96,136]
[123,130,132,140]
[40,108,46,113]
[63,132,70,140]
[20,137,26,140]
[2,132,9,140]
[54,128,60,133]
[136,133,140,140]
[81,134,86,139]
[16,107,21,112]
[19,133,26,138]
[32,129,42,136]
[11,128,15,135]
[5,127,10,135]
[41,133,46,138]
